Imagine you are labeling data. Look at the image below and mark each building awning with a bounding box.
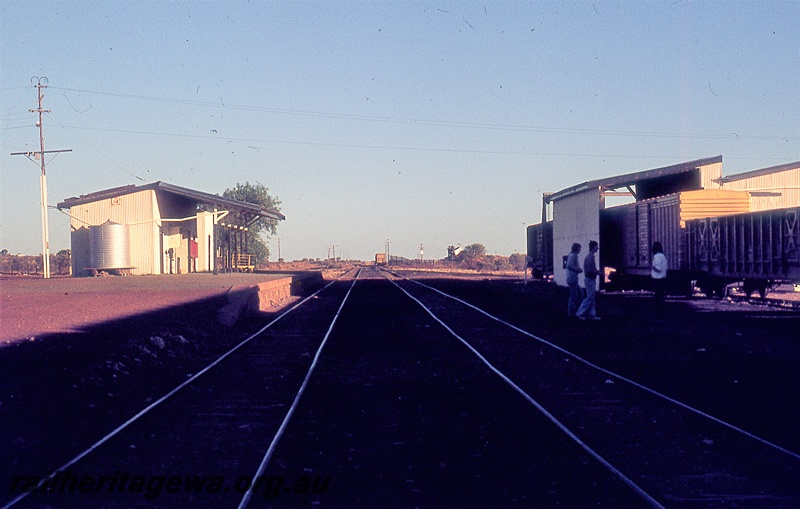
[545,155,723,203]
[57,181,285,224]
[716,160,800,183]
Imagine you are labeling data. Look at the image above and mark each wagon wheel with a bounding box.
[701,282,725,299]
[742,279,757,300]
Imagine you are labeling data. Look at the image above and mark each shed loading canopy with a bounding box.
[545,155,723,204]
[716,160,800,184]
[57,181,285,226]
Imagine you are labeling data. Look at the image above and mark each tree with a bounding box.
[460,243,487,260]
[53,249,72,275]
[0,253,10,273]
[488,255,512,271]
[222,182,282,263]
[508,253,527,271]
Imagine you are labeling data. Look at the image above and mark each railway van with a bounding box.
[686,206,800,298]
[526,221,553,280]
[527,189,800,298]
[599,189,750,295]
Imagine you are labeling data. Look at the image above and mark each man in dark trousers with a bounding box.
[565,242,583,318]
[577,240,600,320]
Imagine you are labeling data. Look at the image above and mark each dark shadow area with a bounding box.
[0,289,298,492]
[3,273,799,504]
[393,274,800,455]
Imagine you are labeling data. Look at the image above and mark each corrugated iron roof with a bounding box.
[545,155,723,203]
[56,181,285,221]
[717,160,800,183]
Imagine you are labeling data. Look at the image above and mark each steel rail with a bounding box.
[401,274,800,463]
[237,269,361,509]
[1,276,346,509]
[384,273,665,509]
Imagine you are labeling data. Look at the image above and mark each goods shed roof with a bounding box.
[545,155,723,203]
[717,160,800,183]
[57,181,285,225]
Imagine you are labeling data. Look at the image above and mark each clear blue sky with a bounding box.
[2,1,798,262]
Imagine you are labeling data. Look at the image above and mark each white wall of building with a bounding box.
[699,161,723,190]
[66,189,218,276]
[719,166,800,212]
[552,188,602,286]
[67,189,161,276]
[196,211,215,273]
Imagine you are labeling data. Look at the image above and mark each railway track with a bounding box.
[4,267,799,508]
[721,288,800,310]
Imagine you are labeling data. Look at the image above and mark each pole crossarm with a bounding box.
[11,149,73,156]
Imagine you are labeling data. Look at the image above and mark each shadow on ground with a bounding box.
[0,290,294,483]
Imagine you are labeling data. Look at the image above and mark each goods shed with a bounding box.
[544,156,724,286]
[57,182,284,277]
[716,160,800,212]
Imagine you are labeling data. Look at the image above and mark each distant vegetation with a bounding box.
[267,246,527,274]
[284,243,526,273]
[1,243,526,276]
[0,249,71,276]
[222,181,282,265]
[445,243,527,272]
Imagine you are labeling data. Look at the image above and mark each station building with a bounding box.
[537,156,800,286]
[57,182,284,277]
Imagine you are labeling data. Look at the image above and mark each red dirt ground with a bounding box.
[0,273,292,343]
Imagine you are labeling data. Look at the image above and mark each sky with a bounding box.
[1,1,798,262]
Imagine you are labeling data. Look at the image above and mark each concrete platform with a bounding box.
[0,272,323,343]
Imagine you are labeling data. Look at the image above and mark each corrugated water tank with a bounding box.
[89,221,131,269]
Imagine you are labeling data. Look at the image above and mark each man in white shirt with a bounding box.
[650,241,668,308]
[565,243,583,318]
[577,240,599,320]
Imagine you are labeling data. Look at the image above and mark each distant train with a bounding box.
[528,192,800,298]
[375,253,387,266]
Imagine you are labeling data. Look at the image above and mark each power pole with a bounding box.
[10,77,71,279]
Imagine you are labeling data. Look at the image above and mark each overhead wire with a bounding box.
[48,86,797,142]
[48,113,145,182]
[0,125,34,131]
[5,84,793,169]
[54,123,795,162]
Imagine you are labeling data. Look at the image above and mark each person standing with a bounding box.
[577,240,600,320]
[566,242,583,318]
[651,241,668,308]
